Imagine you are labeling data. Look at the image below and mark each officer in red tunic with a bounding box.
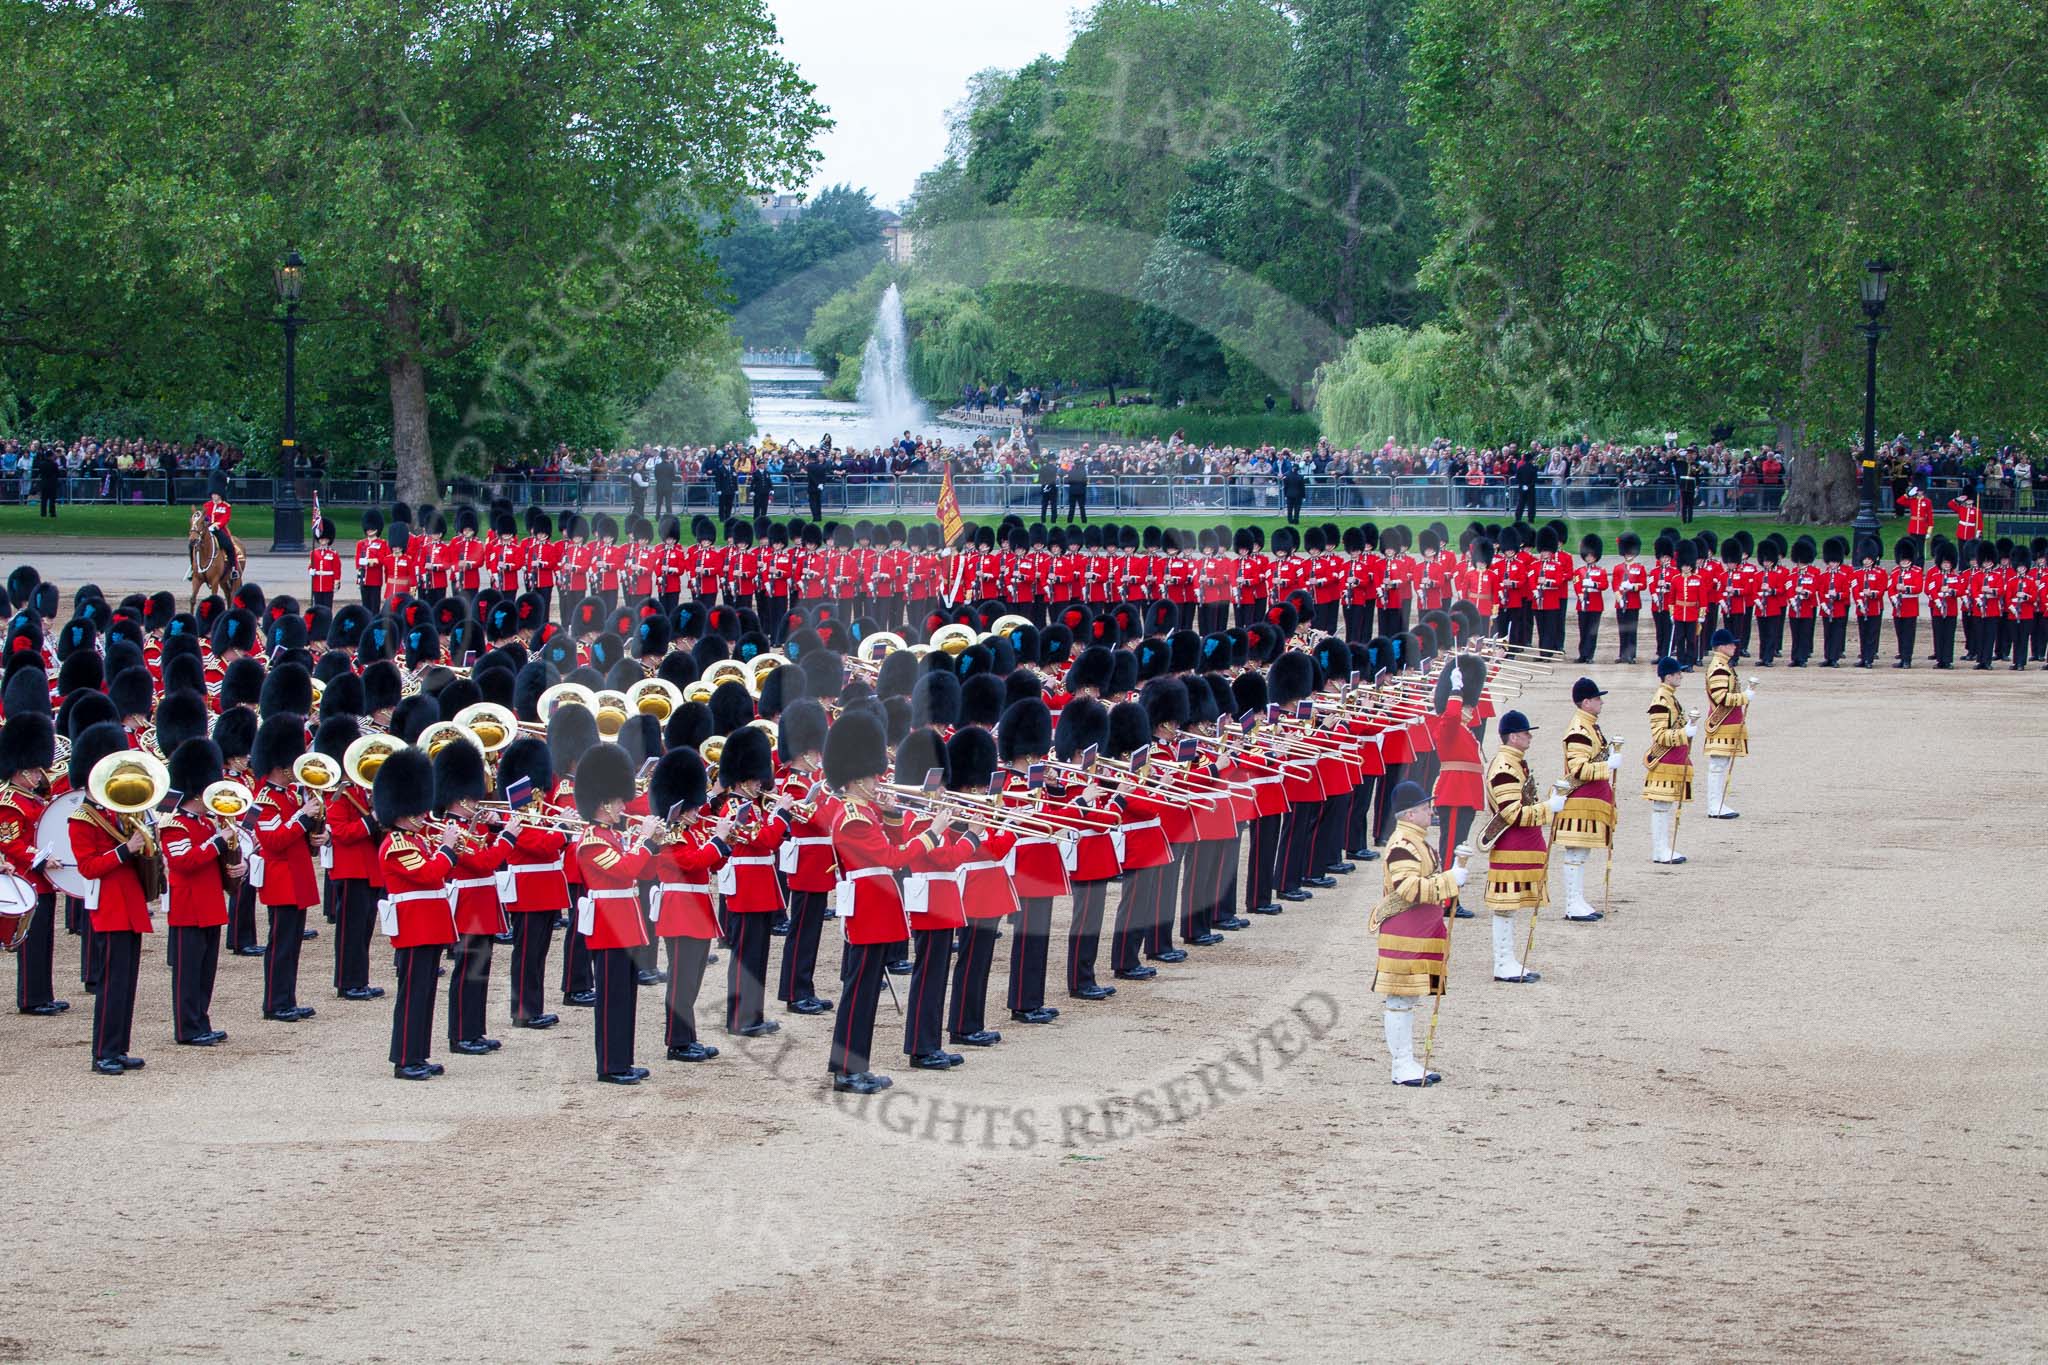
[371,747,457,1079]
[161,738,238,1046]
[823,707,952,1095]
[573,743,667,1084]
[943,726,1019,1048]
[1428,656,1486,877]
[1889,536,1925,668]
[69,722,154,1076]
[313,716,384,1001]
[251,712,324,1022]
[308,518,342,610]
[1612,533,1647,663]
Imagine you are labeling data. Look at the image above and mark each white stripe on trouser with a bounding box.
[1382,997,1423,1084]
[1491,912,1524,979]
[1649,801,1675,861]
[1705,755,1734,816]
[1559,847,1598,919]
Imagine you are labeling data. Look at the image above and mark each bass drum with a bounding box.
[0,872,36,950]
[35,791,89,900]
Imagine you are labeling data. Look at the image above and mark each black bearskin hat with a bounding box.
[1104,701,1152,760]
[717,725,775,789]
[1053,696,1108,761]
[432,736,489,812]
[649,747,709,818]
[945,727,998,793]
[373,745,437,827]
[251,712,307,776]
[998,697,1053,762]
[0,712,56,779]
[572,743,636,821]
[497,735,554,800]
[911,670,961,730]
[154,690,211,756]
[823,706,889,788]
[779,698,828,762]
[166,737,222,800]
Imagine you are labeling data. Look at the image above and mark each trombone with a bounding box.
[877,784,1084,840]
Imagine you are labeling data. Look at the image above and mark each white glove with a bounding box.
[1447,664,1463,694]
[1545,791,1566,814]
[1682,723,1698,740]
[1450,864,1469,889]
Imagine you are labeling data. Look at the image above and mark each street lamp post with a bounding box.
[270,247,307,553]
[1850,258,1894,542]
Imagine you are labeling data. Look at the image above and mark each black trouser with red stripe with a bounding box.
[1757,613,1785,664]
[1343,603,1375,643]
[1279,800,1321,893]
[1893,616,1919,664]
[1575,609,1602,663]
[1314,792,1351,873]
[1932,615,1956,666]
[1066,881,1109,993]
[904,926,952,1056]
[1615,607,1641,662]
[229,881,259,953]
[508,910,555,1022]
[560,917,593,999]
[92,929,140,1061]
[1348,777,1377,855]
[1179,839,1226,940]
[1214,831,1241,924]
[663,936,711,1048]
[725,912,772,1031]
[262,906,305,1015]
[169,924,220,1041]
[1109,867,1157,973]
[949,921,1000,1037]
[1245,812,1281,912]
[831,942,885,1077]
[778,889,829,1004]
[447,933,494,1044]
[1007,895,1053,1013]
[1148,844,1188,957]
[332,878,375,992]
[591,945,636,1076]
[15,891,56,1011]
[389,944,439,1067]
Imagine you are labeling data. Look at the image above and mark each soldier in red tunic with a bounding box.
[0,698,65,1017]
[161,738,239,1046]
[573,744,668,1085]
[69,722,156,1076]
[647,747,736,1063]
[251,712,324,1022]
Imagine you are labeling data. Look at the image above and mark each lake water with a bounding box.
[745,364,999,450]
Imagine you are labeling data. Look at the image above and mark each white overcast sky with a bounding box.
[766,0,1082,209]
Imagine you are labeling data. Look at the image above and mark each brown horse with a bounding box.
[188,509,246,609]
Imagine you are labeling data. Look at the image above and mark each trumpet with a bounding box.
[877,784,1080,839]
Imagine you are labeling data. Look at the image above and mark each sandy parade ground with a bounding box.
[5,541,2047,1363]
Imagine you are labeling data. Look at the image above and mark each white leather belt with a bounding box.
[587,888,638,900]
[959,859,1005,875]
[450,877,496,891]
[657,881,711,897]
[909,870,963,887]
[786,837,832,848]
[842,867,892,882]
[729,856,774,868]
[1123,819,1160,833]
[389,889,446,905]
[506,862,559,876]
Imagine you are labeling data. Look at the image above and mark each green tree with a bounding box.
[0,0,825,500]
[715,185,887,349]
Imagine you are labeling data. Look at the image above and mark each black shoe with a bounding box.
[1564,912,1605,923]
[1189,932,1224,946]
[202,1030,228,1043]
[1249,903,1283,915]
[493,931,515,945]
[1149,948,1187,963]
[1278,890,1311,903]
[178,1034,222,1046]
[731,1020,781,1038]
[394,1063,434,1081]
[90,1057,126,1076]
[1707,811,1740,820]
[450,1039,492,1056]
[950,1030,1002,1046]
[1324,861,1357,875]
[768,921,791,937]
[1070,984,1116,1001]
[787,996,833,1015]
[1352,848,1380,861]
[629,1066,650,1079]
[667,1042,719,1061]
[1494,971,1542,984]
[1113,966,1157,981]
[115,1054,145,1070]
[885,959,913,976]
[910,1052,955,1070]
[424,1062,445,1076]
[1215,916,1250,930]
[1009,1007,1057,1024]
[597,1071,641,1085]
[635,969,667,986]
[263,1008,312,1022]
[1454,907,1477,919]
[23,1000,70,1016]
[301,927,318,941]
[1393,1073,1443,1087]
[1302,875,1336,889]
[515,1013,560,1029]
[832,1072,885,1094]
[564,990,596,1007]
[233,945,265,957]
[339,986,384,1001]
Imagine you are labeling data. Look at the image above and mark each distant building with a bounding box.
[755,193,806,226]
[879,211,917,265]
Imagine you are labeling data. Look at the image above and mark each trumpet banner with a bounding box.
[935,462,965,548]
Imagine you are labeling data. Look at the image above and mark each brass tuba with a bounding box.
[625,678,683,723]
[343,732,408,789]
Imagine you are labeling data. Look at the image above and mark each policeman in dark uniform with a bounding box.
[1066,459,1089,523]
[1282,460,1306,524]
[804,455,827,522]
